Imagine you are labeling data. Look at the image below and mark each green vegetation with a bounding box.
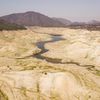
[0,22,26,31]
[0,90,8,100]
[95,69,100,76]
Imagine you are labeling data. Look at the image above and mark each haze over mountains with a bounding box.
[0,11,65,27]
[52,18,72,25]
[0,11,100,27]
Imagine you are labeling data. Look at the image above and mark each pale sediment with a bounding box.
[0,27,100,100]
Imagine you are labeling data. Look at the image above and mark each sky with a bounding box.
[0,0,100,22]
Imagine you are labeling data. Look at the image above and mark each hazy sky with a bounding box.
[0,0,100,21]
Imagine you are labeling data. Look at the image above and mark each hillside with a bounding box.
[0,11,65,27]
[52,17,72,25]
[88,20,100,25]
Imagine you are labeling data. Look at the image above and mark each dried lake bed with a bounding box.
[0,27,100,100]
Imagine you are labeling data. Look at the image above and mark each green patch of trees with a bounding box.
[0,22,26,31]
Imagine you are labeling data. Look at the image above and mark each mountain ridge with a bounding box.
[0,11,100,27]
[52,17,72,25]
[0,11,65,27]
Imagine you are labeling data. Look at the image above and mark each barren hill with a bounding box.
[0,11,65,27]
[52,17,72,25]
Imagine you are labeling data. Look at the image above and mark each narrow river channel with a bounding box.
[34,34,65,63]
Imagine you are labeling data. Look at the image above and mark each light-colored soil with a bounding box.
[0,27,100,100]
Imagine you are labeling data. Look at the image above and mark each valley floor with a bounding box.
[0,27,100,100]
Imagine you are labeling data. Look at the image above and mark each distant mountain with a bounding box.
[71,20,100,26]
[88,20,100,25]
[67,20,100,31]
[0,11,65,27]
[70,22,86,26]
[52,17,72,25]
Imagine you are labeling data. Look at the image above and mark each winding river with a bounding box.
[17,31,96,69]
[34,34,65,63]
[34,33,96,69]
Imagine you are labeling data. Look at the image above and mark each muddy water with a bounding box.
[34,34,65,63]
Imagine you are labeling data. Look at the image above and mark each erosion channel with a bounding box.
[34,34,65,63]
